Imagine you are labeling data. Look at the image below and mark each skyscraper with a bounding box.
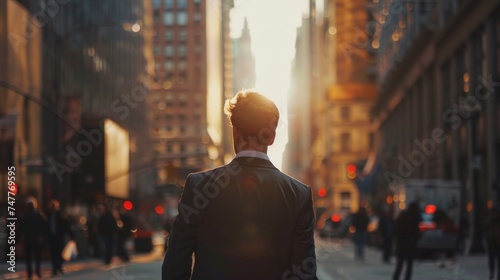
[233,18,256,93]
[149,0,233,185]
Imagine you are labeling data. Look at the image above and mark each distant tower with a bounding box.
[233,18,256,92]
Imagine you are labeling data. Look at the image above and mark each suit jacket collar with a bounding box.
[230,156,278,170]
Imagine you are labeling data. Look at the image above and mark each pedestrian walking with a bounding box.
[379,207,395,263]
[116,208,134,262]
[393,201,422,280]
[162,90,318,280]
[351,206,370,261]
[46,198,75,276]
[97,204,118,266]
[19,197,46,280]
[486,208,500,280]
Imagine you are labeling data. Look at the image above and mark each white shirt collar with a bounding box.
[234,150,270,161]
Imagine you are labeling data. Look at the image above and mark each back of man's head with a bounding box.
[224,90,279,146]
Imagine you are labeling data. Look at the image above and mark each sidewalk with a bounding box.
[0,245,164,280]
[316,237,491,280]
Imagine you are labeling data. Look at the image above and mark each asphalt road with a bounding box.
[1,238,493,280]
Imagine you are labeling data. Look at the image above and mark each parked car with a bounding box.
[317,212,352,238]
[416,205,458,258]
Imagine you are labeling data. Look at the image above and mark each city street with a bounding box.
[1,237,492,280]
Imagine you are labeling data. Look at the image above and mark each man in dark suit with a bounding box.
[47,199,75,276]
[162,91,318,280]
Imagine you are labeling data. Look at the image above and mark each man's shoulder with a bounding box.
[280,171,310,191]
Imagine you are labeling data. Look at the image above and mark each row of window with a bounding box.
[155,30,204,45]
[153,0,201,10]
[153,11,202,26]
[150,92,203,102]
[152,125,205,136]
[154,45,188,57]
[152,113,203,121]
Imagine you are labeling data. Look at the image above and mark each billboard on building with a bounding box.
[104,119,129,199]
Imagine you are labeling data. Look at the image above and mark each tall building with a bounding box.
[47,0,154,206]
[372,0,500,252]
[0,0,44,205]
[300,0,377,214]
[149,0,233,186]
[285,16,312,183]
[232,18,256,93]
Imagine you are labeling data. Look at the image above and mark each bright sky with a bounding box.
[230,0,308,169]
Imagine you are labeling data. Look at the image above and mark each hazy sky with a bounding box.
[230,0,308,168]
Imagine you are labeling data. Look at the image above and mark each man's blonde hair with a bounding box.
[224,90,279,145]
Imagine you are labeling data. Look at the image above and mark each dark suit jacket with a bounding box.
[162,157,318,280]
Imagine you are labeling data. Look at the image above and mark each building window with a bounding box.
[180,143,185,152]
[177,12,188,25]
[154,46,161,56]
[177,0,187,9]
[340,192,351,210]
[341,132,351,151]
[179,114,187,121]
[165,114,173,121]
[153,0,161,8]
[179,29,187,41]
[167,144,172,152]
[164,12,174,25]
[164,0,174,9]
[154,10,161,23]
[194,12,202,22]
[165,30,173,41]
[164,46,174,57]
[178,60,187,70]
[177,73,187,86]
[178,45,187,57]
[341,106,350,121]
[179,93,187,106]
[180,126,186,134]
[164,60,174,71]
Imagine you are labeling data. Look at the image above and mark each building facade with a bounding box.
[302,0,377,214]
[0,0,44,206]
[149,0,233,186]
[373,0,500,251]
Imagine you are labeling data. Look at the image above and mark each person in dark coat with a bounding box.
[46,199,75,276]
[162,91,317,280]
[97,204,118,265]
[393,201,422,280]
[116,208,134,262]
[351,207,370,261]
[379,207,395,263]
[486,208,500,280]
[163,219,173,254]
[20,197,46,280]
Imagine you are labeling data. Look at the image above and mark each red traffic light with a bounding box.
[425,204,436,214]
[155,205,164,215]
[347,164,357,179]
[317,188,328,197]
[331,214,341,223]
[347,164,356,173]
[123,200,133,211]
